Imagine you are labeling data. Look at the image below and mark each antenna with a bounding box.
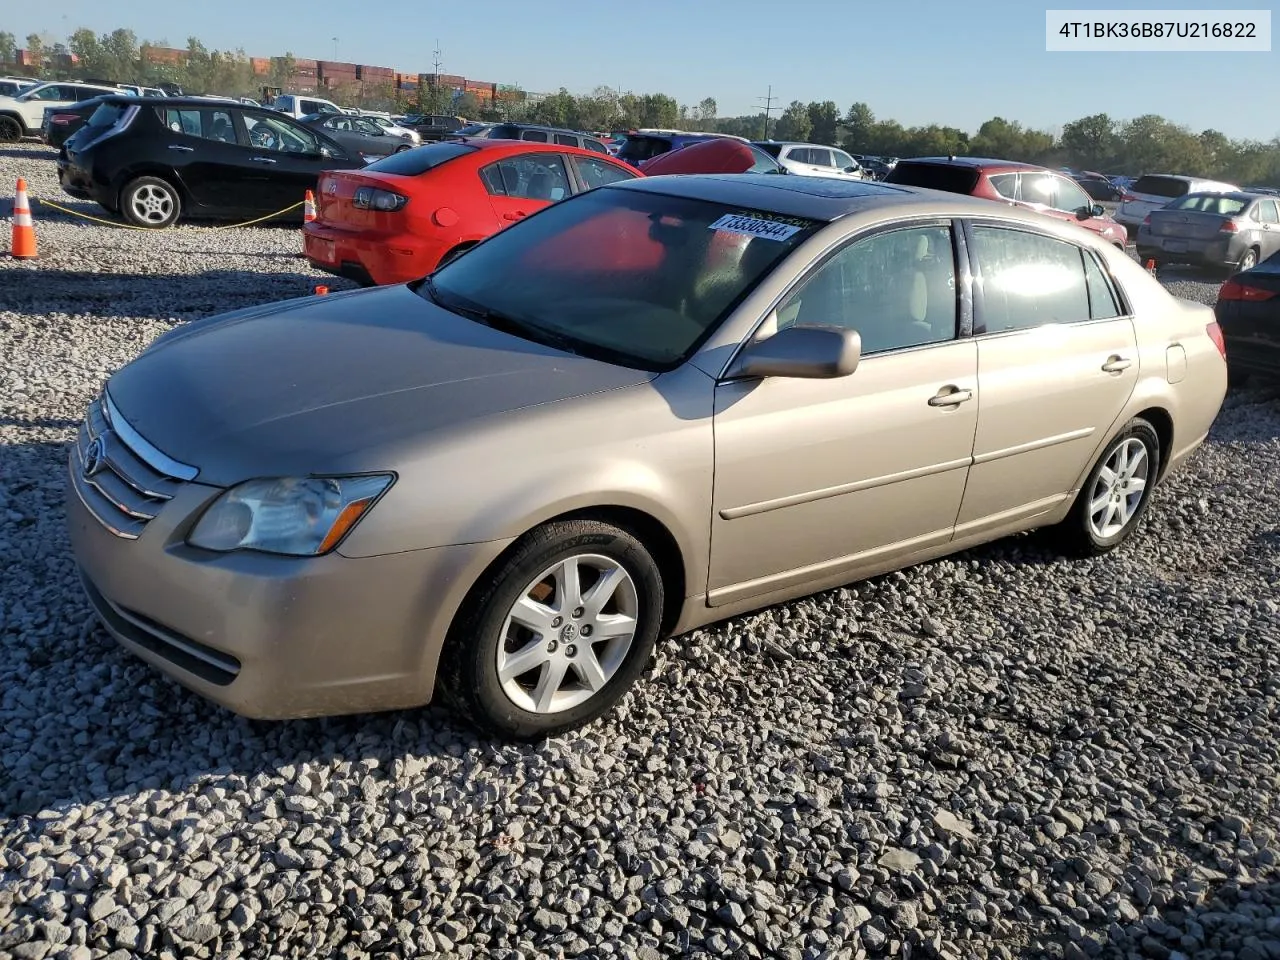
[754,85,777,140]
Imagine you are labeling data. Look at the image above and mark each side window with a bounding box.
[970,226,1092,333]
[163,109,202,136]
[554,133,578,147]
[1259,200,1280,224]
[583,138,610,155]
[786,147,809,164]
[521,129,549,143]
[244,115,321,154]
[776,225,958,354]
[1019,173,1055,207]
[1053,177,1092,214]
[1083,252,1122,320]
[76,87,105,101]
[989,173,1019,201]
[572,156,637,190]
[205,111,235,143]
[832,150,857,171]
[485,154,572,201]
[808,148,835,167]
[33,86,68,101]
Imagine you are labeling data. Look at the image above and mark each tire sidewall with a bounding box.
[1240,248,1258,272]
[458,526,663,738]
[0,116,20,142]
[122,176,181,229]
[1076,419,1161,551]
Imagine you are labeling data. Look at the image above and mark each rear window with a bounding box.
[755,142,782,157]
[617,135,671,164]
[1166,194,1248,216]
[362,141,477,176]
[89,103,131,129]
[1131,176,1190,199]
[455,123,492,136]
[884,162,980,195]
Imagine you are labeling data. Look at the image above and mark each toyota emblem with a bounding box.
[83,435,107,478]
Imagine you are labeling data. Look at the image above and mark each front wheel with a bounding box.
[437,519,665,739]
[0,115,21,142]
[1054,417,1161,556]
[120,176,181,229]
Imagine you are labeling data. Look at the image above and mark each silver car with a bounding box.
[65,175,1228,738]
[1137,191,1280,273]
[1114,174,1239,236]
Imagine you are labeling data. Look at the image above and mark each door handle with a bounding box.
[1101,356,1132,373]
[502,211,527,221]
[928,387,973,407]
[251,156,278,164]
[168,144,195,152]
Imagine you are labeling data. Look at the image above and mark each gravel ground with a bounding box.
[2,143,1279,960]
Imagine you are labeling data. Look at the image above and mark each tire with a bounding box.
[394,144,411,153]
[437,519,665,739]
[1054,417,1161,557]
[1238,247,1260,273]
[0,115,21,142]
[120,176,181,229]
[437,243,474,269]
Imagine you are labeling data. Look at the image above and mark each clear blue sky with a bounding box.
[9,0,1278,139]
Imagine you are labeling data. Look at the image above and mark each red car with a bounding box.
[884,157,1128,250]
[304,140,642,286]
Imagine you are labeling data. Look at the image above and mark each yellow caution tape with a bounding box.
[31,197,306,232]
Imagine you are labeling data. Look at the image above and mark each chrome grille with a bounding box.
[70,392,197,539]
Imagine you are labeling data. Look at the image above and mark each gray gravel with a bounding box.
[3,143,1279,960]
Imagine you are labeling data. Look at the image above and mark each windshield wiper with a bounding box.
[423,279,581,355]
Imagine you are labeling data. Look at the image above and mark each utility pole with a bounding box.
[755,85,777,140]
[432,40,443,112]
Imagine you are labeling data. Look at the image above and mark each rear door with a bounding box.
[479,152,572,225]
[1254,199,1280,259]
[155,105,253,211]
[955,220,1139,535]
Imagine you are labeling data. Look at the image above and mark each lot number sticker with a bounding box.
[709,213,802,242]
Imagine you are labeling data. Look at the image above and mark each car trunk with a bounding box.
[314,170,415,233]
[1217,258,1280,344]
[1146,208,1232,241]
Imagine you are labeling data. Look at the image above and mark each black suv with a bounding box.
[453,122,610,155]
[58,97,359,228]
[400,113,465,141]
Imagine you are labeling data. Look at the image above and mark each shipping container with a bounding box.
[250,57,271,75]
[294,58,318,70]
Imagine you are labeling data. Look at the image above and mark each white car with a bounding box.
[752,141,865,180]
[0,76,38,98]
[1114,174,1239,235]
[0,80,125,141]
[271,93,345,120]
[366,115,421,144]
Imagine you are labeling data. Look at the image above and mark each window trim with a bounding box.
[959,218,1133,339]
[566,154,639,193]
[718,217,972,381]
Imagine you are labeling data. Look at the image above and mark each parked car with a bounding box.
[860,158,895,180]
[298,113,415,161]
[271,93,344,119]
[1214,248,1280,383]
[0,80,124,142]
[0,77,37,98]
[42,95,117,148]
[1137,192,1280,274]
[643,137,785,176]
[1075,176,1125,203]
[58,96,357,228]
[400,114,466,142]
[1114,174,1239,236]
[67,174,1227,736]
[451,122,611,155]
[616,130,746,169]
[366,115,420,145]
[884,157,1128,249]
[304,139,641,286]
[752,142,864,180]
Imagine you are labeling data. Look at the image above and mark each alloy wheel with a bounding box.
[1087,437,1150,539]
[496,553,639,714]
[130,184,174,225]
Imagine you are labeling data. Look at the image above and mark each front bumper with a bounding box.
[65,439,506,720]
[303,221,443,286]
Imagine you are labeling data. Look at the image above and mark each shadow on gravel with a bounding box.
[0,415,81,429]
[0,268,343,321]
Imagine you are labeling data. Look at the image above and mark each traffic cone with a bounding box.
[10,178,36,259]
[304,189,316,224]
[1145,258,1157,275]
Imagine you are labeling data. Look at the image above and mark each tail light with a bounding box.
[1206,321,1227,359]
[1142,214,1151,225]
[1121,193,1137,202]
[1219,219,1238,233]
[49,113,79,125]
[352,186,408,212]
[1219,280,1277,302]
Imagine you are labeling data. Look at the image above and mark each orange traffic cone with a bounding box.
[304,189,316,224]
[10,178,36,259]
[1145,258,1157,275]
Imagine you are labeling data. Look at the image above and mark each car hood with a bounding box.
[105,284,657,486]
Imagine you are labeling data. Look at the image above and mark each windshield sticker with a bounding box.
[709,213,802,242]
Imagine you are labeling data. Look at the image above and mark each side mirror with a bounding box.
[728,323,861,380]
[1091,203,1106,217]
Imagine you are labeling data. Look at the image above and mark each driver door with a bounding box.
[708,221,979,605]
[236,112,343,214]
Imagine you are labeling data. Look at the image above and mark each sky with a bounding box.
[8,0,1279,140]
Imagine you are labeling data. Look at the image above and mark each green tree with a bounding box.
[24,33,44,70]
[841,102,876,151]
[807,100,840,146]
[1060,113,1117,169]
[0,32,15,66]
[68,28,104,75]
[775,100,811,142]
[268,53,296,92]
[101,28,138,81]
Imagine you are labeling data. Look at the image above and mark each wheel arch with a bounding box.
[1134,405,1174,481]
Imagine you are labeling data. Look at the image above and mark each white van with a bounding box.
[1115,174,1240,234]
[272,93,344,119]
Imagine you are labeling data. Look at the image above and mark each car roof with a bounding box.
[95,95,287,113]
[447,137,624,158]
[899,156,1048,173]
[1184,191,1271,202]
[607,172,1030,222]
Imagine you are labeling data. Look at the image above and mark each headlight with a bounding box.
[188,475,393,556]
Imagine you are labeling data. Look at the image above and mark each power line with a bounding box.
[755,84,777,140]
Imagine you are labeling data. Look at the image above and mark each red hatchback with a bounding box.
[884,157,1128,250]
[304,140,642,286]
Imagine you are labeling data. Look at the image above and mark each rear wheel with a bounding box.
[1238,246,1260,272]
[437,519,664,739]
[437,242,475,269]
[120,176,181,229]
[0,115,21,142]
[1054,417,1161,557]
[394,143,412,153]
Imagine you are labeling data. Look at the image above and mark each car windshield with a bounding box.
[617,135,671,165]
[884,162,980,194]
[1131,175,1190,198]
[1166,194,1249,216]
[419,186,820,370]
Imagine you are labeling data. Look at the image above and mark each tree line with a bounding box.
[3,26,1277,185]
